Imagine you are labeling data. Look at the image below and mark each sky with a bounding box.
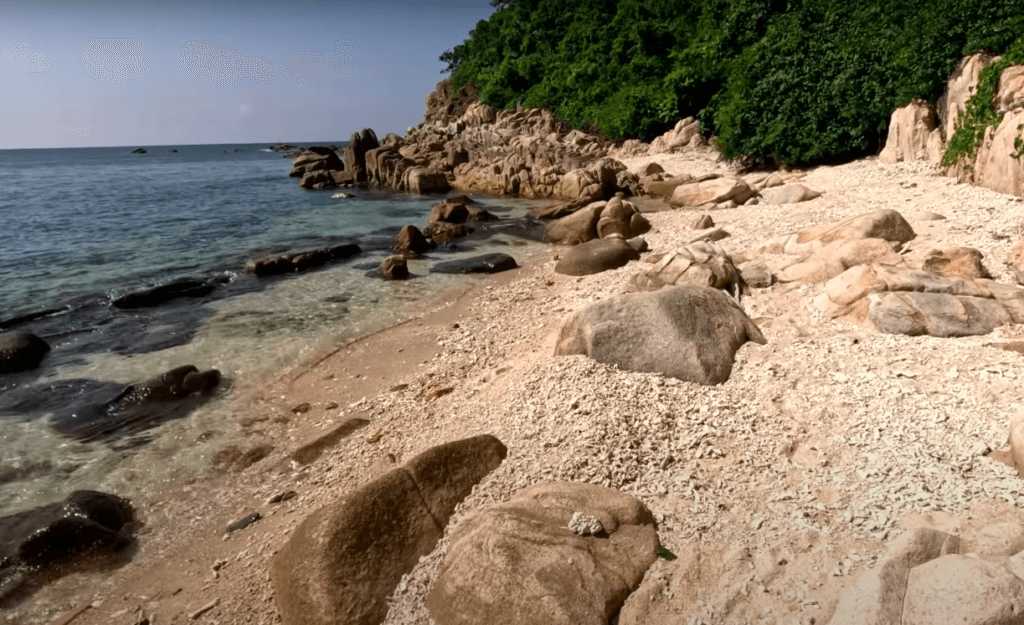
[0,0,497,149]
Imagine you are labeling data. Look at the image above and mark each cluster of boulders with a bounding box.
[271,434,662,625]
[879,52,1024,198]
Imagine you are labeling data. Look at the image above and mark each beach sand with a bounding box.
[12,147,1024,625]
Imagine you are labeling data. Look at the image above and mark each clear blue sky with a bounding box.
[0,0,496,149]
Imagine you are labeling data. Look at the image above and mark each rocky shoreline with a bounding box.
[5,53,1024,625]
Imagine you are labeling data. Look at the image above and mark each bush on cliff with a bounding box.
[441,0,1024,166]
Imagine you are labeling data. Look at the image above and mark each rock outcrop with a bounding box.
[878,101,944,166]
[245,243,361,276]
[545,195,650,245]
[762,209,916,257]
[650,117,706,153]
[430,253,518,274]
[555,285,766,385]
[822,264,1024,337]
[428,481,659,625]
[271,435,507,625]
[668,175,756,209]
[631,241,743,299]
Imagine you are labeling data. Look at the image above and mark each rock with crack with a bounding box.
[427,481,659,625]
[823,264,1024,337]
[546,195,650,245]
[555,285,766,385]
[630,241,744,301]
[921,246,991,279]
[778,238,907,284]
[271,434,508,625]
[668,175,755,209]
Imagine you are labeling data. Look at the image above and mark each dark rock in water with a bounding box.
[130,148,146,154]
[431,254,518,275]
[0,490,134,565]
[270,143,301,152]
[246,243,361,277]
[425,223,474,246]
[0,490,135,602]
[554,237,640,276]
[378,255,409,280]
[0,332,50,374]
[48,365,222,443]
[170,149,178,153]
[394,225,433,256]
[111,276,228,309]
[344,128,380,184]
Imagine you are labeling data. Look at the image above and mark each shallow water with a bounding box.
[0,143,552,516]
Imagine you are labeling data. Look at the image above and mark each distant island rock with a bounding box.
[131,147,147,154]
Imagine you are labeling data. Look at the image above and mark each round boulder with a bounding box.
[379,255,410,280]
[0,332,50,373]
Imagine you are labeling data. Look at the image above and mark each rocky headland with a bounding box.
[6,52,1024,625]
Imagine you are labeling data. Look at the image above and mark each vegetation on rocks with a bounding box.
[441,0,1024,166]
[941,37,1024,170]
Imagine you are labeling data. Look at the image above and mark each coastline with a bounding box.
[11,148,1024,624]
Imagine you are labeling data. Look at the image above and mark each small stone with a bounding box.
[568,511,604,536]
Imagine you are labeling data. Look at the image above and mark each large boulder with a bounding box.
[404,167,451,194]
[377,255,409,280]
[1007,241,1024,285]
[545,201,604,245]
[761,183,822,205]
[554,168,604,202]
[0,332,50,373]
[763,209,916,257]
[644,173,694,198]
[290,147,345,177]
[366,147,413,188]
[997,65,1024,112]
[921,246,992,279]
[271,435,507,625]
[879,101,944,166]
[778,238,907,284]
[111,275,228,309]
[972,107,1024,198]
[394,225,433,256]
[343,128,380,183]
[427,481,659,625]
[938,53,1001,146]
[554,237,640,276]
[631,242,743,299]
[823,264,1024,337]
[597,195,650,239]
[650,117,703,153]
[555,285,766,385]
[668,176,754,208]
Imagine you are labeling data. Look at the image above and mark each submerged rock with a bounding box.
[245,243,361,277]
[0,332,50,374]
[0,490,135,601]
[431,253,518,275]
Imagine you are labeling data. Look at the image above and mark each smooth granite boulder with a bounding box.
[378,255,409,280]
[556,285,766,384]
[393,225,433,256]
[271,435,508,625]
[554,238,640,276]
[428,481,659,625]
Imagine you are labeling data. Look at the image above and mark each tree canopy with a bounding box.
[440,0,1024,166]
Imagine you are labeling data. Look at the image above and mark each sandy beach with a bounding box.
[11,146,1024,625]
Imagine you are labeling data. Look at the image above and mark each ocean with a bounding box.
[0,142,551,518]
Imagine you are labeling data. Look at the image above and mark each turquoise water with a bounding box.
[0,142,550,517]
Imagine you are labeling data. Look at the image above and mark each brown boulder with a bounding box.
[545,201,604,245]
[427,481,659,625]
[0,332,50,373]
[394,225,432,255]
[554,237,640,276]
[378,255,409,280]
[555,285,766,385]
[425,222,474,246]
[779,238,906,284]
[343,128,380,183]
[631,241,743,300]
[922,246,991,279]
[668,176,754,208]
[404,167,450,194]
[271,435,507,625]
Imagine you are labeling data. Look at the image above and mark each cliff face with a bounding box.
[422,78,480,127]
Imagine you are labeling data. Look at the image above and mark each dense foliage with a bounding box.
[441,0,1024,166]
